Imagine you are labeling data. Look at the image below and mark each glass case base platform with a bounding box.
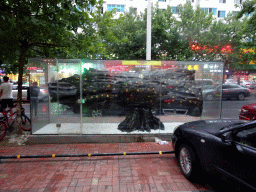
[33,122,183,135]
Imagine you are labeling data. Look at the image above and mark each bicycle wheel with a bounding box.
[0,121,7,141]
[21,115,31,131]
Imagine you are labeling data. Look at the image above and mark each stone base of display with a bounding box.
[27,134,172,144]
[118,108,165,132]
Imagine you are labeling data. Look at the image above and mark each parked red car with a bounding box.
[239,103,256,121]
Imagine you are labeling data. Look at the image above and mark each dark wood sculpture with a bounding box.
[49,67,202,132]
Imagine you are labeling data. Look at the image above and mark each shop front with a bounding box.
[27,58,223,143]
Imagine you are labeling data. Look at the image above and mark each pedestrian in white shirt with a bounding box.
[0,76,14,115]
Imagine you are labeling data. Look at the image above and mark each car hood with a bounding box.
[242,103,256,109]
[179,119,245,135]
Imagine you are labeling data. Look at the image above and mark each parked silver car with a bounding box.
[12,84,48,101]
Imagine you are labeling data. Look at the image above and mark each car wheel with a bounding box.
[178,144,199,181]
[206,94,214,101]
[237,93,245,101]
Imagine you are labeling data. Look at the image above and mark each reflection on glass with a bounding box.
[28,59,223,134]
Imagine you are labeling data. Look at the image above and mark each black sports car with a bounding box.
[171,119,256,190]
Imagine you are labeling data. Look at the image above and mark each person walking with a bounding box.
[0,76,14,115]
[30,82,40,119]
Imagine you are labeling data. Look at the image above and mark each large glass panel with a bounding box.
[28,58,52,134]
[28,59,223,135]
[79,60,223,135]
[28,58,82,134]
[199,62,223,120]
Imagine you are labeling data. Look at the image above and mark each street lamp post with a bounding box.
[146,0,151,61]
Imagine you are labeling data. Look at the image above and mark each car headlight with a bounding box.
[242,109,248,113]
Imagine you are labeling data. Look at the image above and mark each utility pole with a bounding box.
[146,0,151,61]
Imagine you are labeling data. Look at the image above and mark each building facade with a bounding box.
[101,0,243,19]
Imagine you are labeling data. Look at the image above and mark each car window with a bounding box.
[234,127,256,148]
[12,85,28,90]
[232,85,240,88]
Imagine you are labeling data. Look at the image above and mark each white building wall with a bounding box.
[102,0,243,20]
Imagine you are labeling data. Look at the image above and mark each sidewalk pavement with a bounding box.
[0,142,216,192]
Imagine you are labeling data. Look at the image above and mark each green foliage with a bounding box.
[0,0,106,69]
[103,3,183,60]
[177,3,213,43]
[103,9,146,60]
[151,5,181,60]
[175,2,249,68]
[235,0,256,66]
[0,0,107,120]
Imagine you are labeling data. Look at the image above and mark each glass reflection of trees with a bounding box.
[49,68,202,132]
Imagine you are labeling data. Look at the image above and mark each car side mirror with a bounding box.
[221,132,233,143]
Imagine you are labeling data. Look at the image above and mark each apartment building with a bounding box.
[101,0,243,19]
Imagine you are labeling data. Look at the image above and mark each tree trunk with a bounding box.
[118,107,164,132]
[16,44,27,135]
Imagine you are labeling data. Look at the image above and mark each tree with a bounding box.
[198,13,246,67]
[103,8,146,60]
[150,5,181,60]
[176,2,214,61]
[0,0,104,134]
[235,0,256,67]
[103,3,182,60]
[176,2,249,72]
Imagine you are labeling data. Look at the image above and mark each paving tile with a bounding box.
[140,184,151,191]
[0,142,215,192]
[66,186,76,192]
[70,178,79,187]
[73,172,87,179]
[58,187,68,192]
[74,186,84,192]
[119,176,133,185]
[98,185,112,192]
[81,186,90,192]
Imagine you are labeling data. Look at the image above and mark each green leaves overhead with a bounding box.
[0,0,105,65]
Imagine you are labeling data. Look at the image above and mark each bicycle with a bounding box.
[0,105,31,141]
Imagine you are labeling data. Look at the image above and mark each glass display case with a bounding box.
[28,59,224,135]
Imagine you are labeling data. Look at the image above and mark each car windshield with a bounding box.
[220,122,246,131]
